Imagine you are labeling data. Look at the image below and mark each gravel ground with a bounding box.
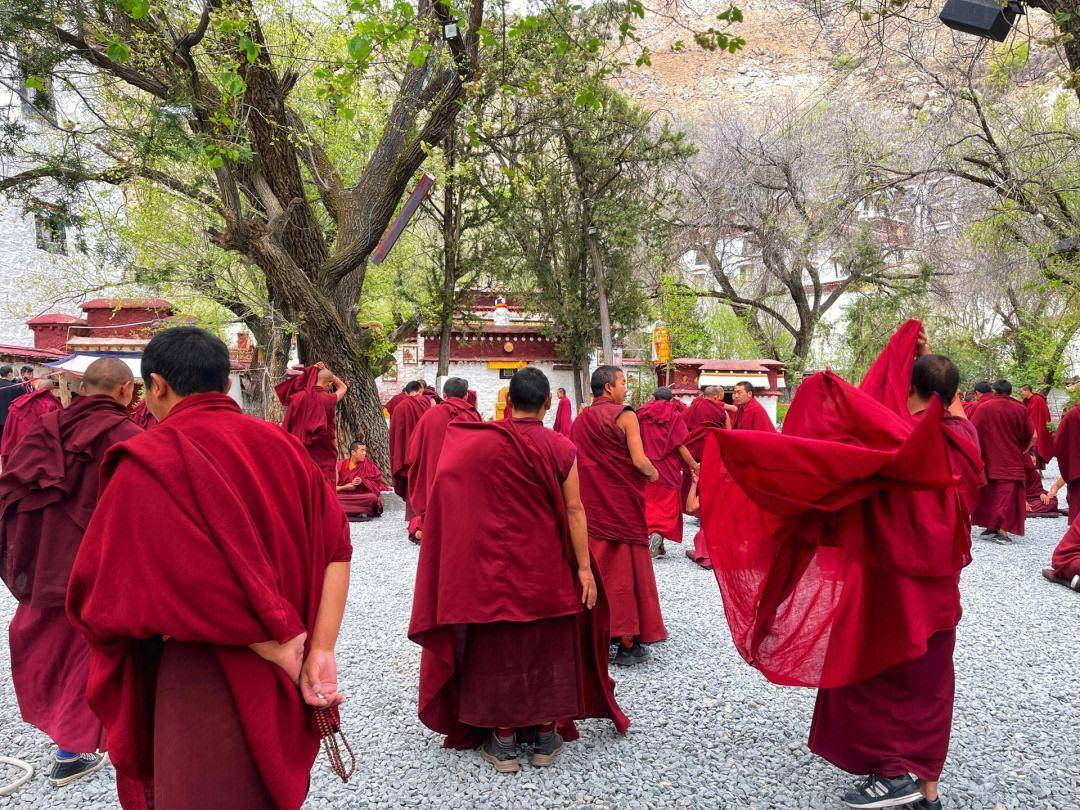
[1,470,1077,809]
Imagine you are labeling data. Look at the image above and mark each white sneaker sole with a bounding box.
[480,748,519,773]
[842,790,923,808]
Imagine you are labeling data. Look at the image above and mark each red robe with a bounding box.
[406,397,482,535]
[1024,456,1059,515]
[637,399,690,543]
[1055,405,1080,523]
[553,395,573,436]
[0,387,62,466]
[961,400,979,418]
[67,393,351,810]
[971,395,1031,535]
[274,367,339,483]
[384,391,409,417]
[1050,520,1080,581]
[571,397,666,643]
[389,394,432,511]
[681,396,730,509]
[1024,392,1055,467]
[409,417,628,746]
[730,397,776,432]
[336,457,388,519]
[129,399,158,429]
[701,319,983,780]
[1,396,142,753]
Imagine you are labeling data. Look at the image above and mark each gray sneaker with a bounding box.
[842,774,922,808]
[480,731,519,773]
[612,641,651,666]
[991,531,1013,545]
[529,729,565,766]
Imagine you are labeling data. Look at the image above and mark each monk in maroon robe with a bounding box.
[1043,519,1080,591]
[637,387,695,556]
[552,387,574,435]
[67,327,351,810]
[1024,454,1060,516]
[1048,403,1080,522]
[1,379,62,466]
[419,379,441,405]
[336,440,388,520]
[389,381,431,525]
[728,381,777,433]
[129,398,158,429]
[275,363,347,484]
[571,365,665,666]
[683,474,711,569]
[406,378,482,540]
[384,386,411,418]
[409,367,627,772]
[1020,385,1055,468]
[1,359,140,786]
[970,380,1033,543]
[701,320,984,809]
[465,389,478,408]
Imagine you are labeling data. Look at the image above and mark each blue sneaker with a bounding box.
[842,774,922,808]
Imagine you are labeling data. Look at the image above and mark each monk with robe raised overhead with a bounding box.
[970,379,1034,544]
[336,440,389,520]
[700,320,984,810]
[1,378,62,467]
[1,358,141,788]
[1043,519,1080,592]
[409,366,627,772]
[728,381,777,433]
[275,362,347,485]
[405,377,482,541]
[389,380,432,528]
[1046,402,1080,521]
[552,387,574,436]
[1020,384,1055,469]
[571,365,665,666]
[66,327,351,810]
[637,387,696,558]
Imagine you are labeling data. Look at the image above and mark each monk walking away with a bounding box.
[388,380,433,529]
[636,387,696,557]
[571,365,666,666]
[1,377,62,467]
[337,440,389,520]
[67,327,351,810]
[1019,384,1054,469]
[970,379,1034,544]
[409,367,627,773]
[1,358,141,787]
[275,362,348,484]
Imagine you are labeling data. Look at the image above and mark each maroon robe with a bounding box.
[409,417,627,747]
[1,387,62,466]
[67,393,351,810]
[336,457,388,519]
[406,397,482,535]
[389,394,432,513]
[129,399,158,429]
[385,391,409,417]
[1024,392,1054,467]
[1,396,142,752]
[274,367,339,483]
[637,398,690,543]
[680,396,729,509]
[1049,520,1080,582]
[571,397,666,643]
[730,397,776,433]
[971,395,1032,535]
[553,395,573,436]
[1024,456,1059,515]
[1055,405,1080,523]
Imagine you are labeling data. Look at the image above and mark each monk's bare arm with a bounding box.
[677,444,698,473]
[616,410,659,482]
[300,560,350,707]
[1046,476,1065,502]
[685,475,700,514]
[332,374,348,402]
[560,462,597,610]
[948,392,967,418]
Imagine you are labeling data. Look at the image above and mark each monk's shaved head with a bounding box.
[734,381,755,397]
[317,367,334,386]
[442,377,469,399]
[992,379,1012,396]
[37,377,57,390]
[653,387,673,401]
[973,380,992,395]
[911,354,960,404]
[82,357,134,394]
[509,367,550,412]
[701,385,720,399]
[590,365,623,398]
[404,381,422,394]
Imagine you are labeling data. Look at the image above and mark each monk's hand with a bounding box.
[1041,493,1052,505]
[644,465,659,483]
[249,632,307,685]
[301,649,344,708]
[916,328,931,356]
[578,567,598,610]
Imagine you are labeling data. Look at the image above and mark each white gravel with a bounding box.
[1,469,1077,809]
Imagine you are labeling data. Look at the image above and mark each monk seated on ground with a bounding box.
[1042,520,1080,592]
[336,440,389,520]
[1024,454,1061,517]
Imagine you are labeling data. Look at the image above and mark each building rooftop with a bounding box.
[79,298,174,312]
[25,313,87,326]
[0,344,69,361]
[666,358,786,372]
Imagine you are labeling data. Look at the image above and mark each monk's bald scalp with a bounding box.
[701,385,720,398]
[83,357,134,394]
[38,377,58,390]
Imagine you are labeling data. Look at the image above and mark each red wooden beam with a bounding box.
[369,172,436,265]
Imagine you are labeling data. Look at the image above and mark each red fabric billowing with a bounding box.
[1051,520,1080,580]
[856,319,923,416]
[644,481,683,542]
[1055,405,1080,494]
[66,393,350,810]
[1,387,62,465]
[1024,392,1054,465]
[275,367,339,483]
[637,399,690,490]
[571,396,647,544]
[408,417,627,748]
[553,395,573,436]
[731,398,776,433]
[406,397,482,530]
[1,396,142,608]
[700,321,983,688]
[389,395,431,499]
[336,457,388,519]
[129,400,157,429]
[971,395,1032,481]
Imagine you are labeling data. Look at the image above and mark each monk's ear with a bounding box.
[148,372,169,399]
[223,376,232,395]
[544,394,552,410]
[119,379,135,404]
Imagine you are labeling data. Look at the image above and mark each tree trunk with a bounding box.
[584,215,613,364]
[578,356,592,406]
[437,124,458,388]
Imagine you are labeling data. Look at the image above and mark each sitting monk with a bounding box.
[1,358,141,786]
[1,378,62,466]
[275,363,347,483]
[1042,519,1080,591]
[1024,454,1059,516]
[636,387,696,557]
[336,440,389,520]
[67,327,351,810]
[409,366,627,772]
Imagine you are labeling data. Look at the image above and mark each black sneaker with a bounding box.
[842,774,922,808]
[909,798,942,809]
[480,731,519,773]
[612,641,651,666]
[49,752,107,787]
[529,729,565,767]
[991,531,1013,545]
[978,529,993,537]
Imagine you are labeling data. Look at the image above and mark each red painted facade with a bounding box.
[421,330,561,362]
[79,299,175,339]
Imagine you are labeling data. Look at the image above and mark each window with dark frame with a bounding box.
[34,212,67,255]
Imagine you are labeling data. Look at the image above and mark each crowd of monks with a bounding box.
[0,320,1078,809]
